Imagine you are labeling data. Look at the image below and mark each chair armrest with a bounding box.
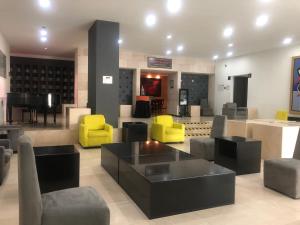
[151,123,165,139]
[0,146,5,164]
[0,139,11,149]
[80,124,89,138]
[104,124,113,134]
[173,123,185,130]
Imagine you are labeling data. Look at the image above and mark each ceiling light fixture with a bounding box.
[227,51,233,57]
[166,50,172,55]
[40,26,48,36]
[177,45,184,52]
[260,0,272,3]
[118,39,123,45]
[44,47,48,50]
[223,26,234,38]
[145,14,157,27]
[166,0,182,14]
[166,34,172,40]
[213,55,219,60]
[40,36,48,43]
[282,37,293,45]
[256,14,269,27]
[228,43,234,47]
[39,0,50,9]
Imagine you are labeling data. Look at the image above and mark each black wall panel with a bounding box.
[119,69,133,105]
[181,73,209,105]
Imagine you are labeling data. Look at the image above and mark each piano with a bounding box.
[7,93,61,125]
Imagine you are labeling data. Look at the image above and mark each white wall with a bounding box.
[214,45,300,119]
[0,32,10,123]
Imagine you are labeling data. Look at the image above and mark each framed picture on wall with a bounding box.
[0,50,6,78]
[290,56,300,114]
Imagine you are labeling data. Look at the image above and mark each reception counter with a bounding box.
[227,119,300,160]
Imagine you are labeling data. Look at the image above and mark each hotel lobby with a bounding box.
[1,0,300,225]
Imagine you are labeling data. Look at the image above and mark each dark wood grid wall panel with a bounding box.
[10,57,74,104]
[119,69,133,105]
[181,73,209,105]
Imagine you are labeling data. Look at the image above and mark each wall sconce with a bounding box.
[155,75,161,79]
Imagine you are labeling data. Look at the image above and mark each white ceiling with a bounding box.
[0,0,299,59]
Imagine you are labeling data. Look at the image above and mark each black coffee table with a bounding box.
[101,141,235,219]
[215,136,261,175]
[34,145,80,193]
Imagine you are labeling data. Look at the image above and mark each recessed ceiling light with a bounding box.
[44,47,48,50]
[118,39,123,45]
[177,45,184,52]
[256,14,269,27]
[166,34,172,40]
[228,43,234,47]
[213,55,219,60]
[227,51,233,57]
[40,27,48,36]
[145,14,157,27]
[167,0,182,14]
[39,0,50,9]
[260,0,272,3]
[40,36,48,42]
[223,26,234,38]
[166,50,172,55]
[283,37,293,45]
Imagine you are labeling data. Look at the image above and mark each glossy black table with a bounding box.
[215,136,262,175]
[122,122,148,142]
[101,141,235,219]
[34,145,79,193]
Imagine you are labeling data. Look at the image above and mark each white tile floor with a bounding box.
[1,142,300,225]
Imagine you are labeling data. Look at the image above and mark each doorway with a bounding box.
[233,76,248,107]
[140,70,175,115]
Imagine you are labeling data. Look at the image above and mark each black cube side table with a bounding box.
[215,136,261,175]
[34,145,80,193]
[122,122,148,142]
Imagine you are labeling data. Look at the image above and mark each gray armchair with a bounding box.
[264,131,300,199]
[200,99,214,116]
[0,139,13,185]
[190,115,226,161]
[222,102,248,120]
[18,135,110,225]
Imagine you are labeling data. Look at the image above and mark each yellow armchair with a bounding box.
[151,115,185,143]
[79,115,113,147]
[275,110,288,121]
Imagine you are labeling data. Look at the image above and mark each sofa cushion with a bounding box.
[166,127,182,135]
[88,130,109,138]
[82,115,105,130]
[42,186,110,225]
[155,115,173,128]
[4,152,11,163]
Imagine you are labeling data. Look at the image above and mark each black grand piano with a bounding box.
[7,93,61,125]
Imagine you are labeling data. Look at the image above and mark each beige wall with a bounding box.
[214,45,300,118]
[75,48,215,115]
[74,48,88,107]
[0,32,10,123]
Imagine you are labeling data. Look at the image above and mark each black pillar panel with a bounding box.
[88,20,120,127]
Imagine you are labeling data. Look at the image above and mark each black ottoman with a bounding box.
[122,122,148,142]
[215,136,261,175]
[34,145,80,193]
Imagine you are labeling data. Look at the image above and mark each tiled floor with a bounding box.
[1,142,300,225]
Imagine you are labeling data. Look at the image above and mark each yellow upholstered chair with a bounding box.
[79,115,113,147]
[150,115,185,143]
[275,110,288,121]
